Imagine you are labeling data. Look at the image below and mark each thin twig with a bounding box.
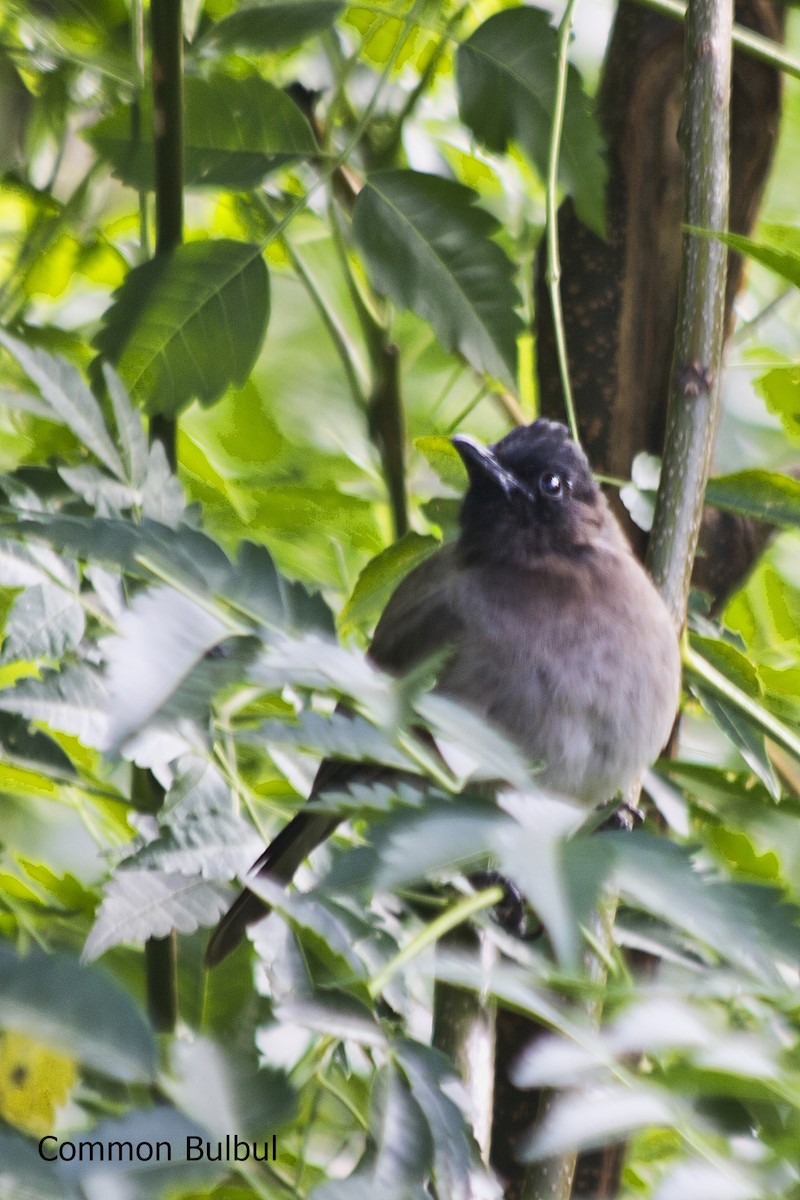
[545,0,581,445]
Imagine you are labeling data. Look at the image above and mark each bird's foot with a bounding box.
[471,870,542,941]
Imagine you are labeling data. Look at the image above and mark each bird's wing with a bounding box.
[206,544,461,967]
[369,542,463,673]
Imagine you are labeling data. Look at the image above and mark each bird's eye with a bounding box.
[538,471,563,499]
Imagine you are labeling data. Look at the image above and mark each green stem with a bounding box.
[683,636,800,762]
[545,0,580,444]
[367,885,502,999]
[148,0,183,472]
[646,0,733,629]
[131,0,150,261]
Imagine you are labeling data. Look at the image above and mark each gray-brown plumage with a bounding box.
[205,420,680,967]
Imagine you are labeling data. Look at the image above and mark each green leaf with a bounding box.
[83,869,232,960]
[712,223,800,288]
[101,585,231,750]
[198,0,344,53]
[523,1083,674,1161]
[0,663,109,747]
[456,8,607,236]
[395,1040,481,1200]
[0,946,156,1081]
[1,581,86,662]
[0,1125,79,1200]
[94,240,270,416]
[86,76,316,191]
[607,832,800,983]
[757,365,800,441]
[339,532,439,635]
[352,170,523,386]
[125,762,262,879]
[414,435,468,492]
[313,1063,433,1200]
[163,1036,296,1140]
[705,469,800,527]
[102,362,149,487]
[0,330,125,478]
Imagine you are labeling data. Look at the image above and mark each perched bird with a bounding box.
[205,420,681,967]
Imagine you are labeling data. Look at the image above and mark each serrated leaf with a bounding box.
[0,663,109,747]
[127,759,261,877]
[1,582,85,662]
[94,240,270,416]
[456,8,607,236]
[86,76,316,191]
[353,170,522,385]
[163,1036,296,1139]
[0,331,125,478]
[100,585,230,750]
[688,634,780,798]
[83,870,231,960]
[705,469,800,527]
[313,1063,433,1200]
[340,532,439,635]
[102,362,149,487]
[198,0,343,52]
[0,946,156,1082]
[395,1041,479,1200]
[607,832,800,982]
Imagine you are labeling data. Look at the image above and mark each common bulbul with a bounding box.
[205,419,681,967]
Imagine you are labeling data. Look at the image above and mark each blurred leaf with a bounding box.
[607,832,800,982]
[0,713,75,776]
[86,76,316,191]
[1,582,85,663]
[0,1124,78,1200]
[94,240,270,416]
[395,1040,480,1200]
[0,1030,77,1136]
[705,469,800,527]
[340,533,439,635]
[54,1108,227,1197]
[757,365,800,441]
[102,363,149,487]
[0,663,108,747]
[100,585,230,750]
[198,0,344,53]
[414,436,468,492]
[163,1035,296,1139]
[522,1084,674,1161]
[714,223,800,287]
[456,7,607,236]
[0,331,125,478]
[0,947,156,1082]
[125,761,262,879]
[313,1062,433,1200]
[83,870,231,960]
[353,170,522,386]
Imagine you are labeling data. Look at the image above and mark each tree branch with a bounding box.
[647,0,733,625]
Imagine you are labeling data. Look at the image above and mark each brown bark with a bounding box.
[491,3,785,1196]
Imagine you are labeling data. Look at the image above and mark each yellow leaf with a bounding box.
[0,1032,78,1136]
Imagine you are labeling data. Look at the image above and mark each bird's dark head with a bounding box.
[453,420,609,566]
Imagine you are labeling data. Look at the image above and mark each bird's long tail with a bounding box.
[204,809,340,968]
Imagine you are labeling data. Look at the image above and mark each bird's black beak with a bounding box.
[451,434,518,497]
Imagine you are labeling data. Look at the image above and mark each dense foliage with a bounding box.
[0,2,799,1198]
